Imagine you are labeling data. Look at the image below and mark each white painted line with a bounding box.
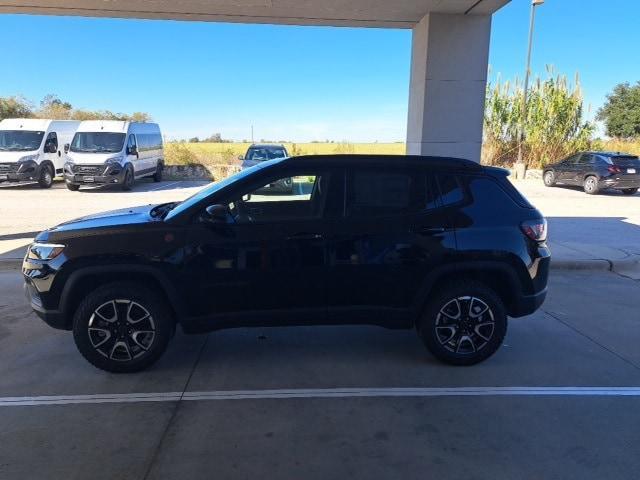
[2,387,640,407]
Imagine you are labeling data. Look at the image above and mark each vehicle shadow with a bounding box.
[550,184,638,196]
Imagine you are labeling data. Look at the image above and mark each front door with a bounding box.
[126,134,140,175]
[325,167,456,327]
[182,168,336,326]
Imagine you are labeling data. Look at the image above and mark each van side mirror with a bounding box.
[205,204,231,223]
[238,154,244,161]
[46,143,57,154]
[128,146,138,156]
[64,143,70,154]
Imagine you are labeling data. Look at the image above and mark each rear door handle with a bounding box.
[286,233,324,241]
[412,226,446,235]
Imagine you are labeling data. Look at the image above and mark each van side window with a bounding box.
[436,174,464,206]
[45,132,58,151]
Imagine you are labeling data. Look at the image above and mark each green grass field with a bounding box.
[164,140,640,167]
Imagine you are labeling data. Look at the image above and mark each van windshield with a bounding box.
[0,130,45,152]
[70,132,126,153]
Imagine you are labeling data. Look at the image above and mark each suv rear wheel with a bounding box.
[72,282,173,373]
[418,281,507,365]
[583,176,600,195]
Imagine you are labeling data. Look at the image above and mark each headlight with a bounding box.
[64,161,75,172]
[27,243,65,260]
[18,154,38,163]
[105,156,124,165]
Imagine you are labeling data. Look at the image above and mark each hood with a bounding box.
[0,151,39,163]
[38,204,157,239]
[67,151,121,165]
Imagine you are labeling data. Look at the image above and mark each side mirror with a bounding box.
[46,143,57,154]
[64,143,70,154]
[128,146,138,157]
[238,154,244,161]
[205,204,231,223]
[242,193,252,202]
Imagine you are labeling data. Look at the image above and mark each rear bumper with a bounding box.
[509,287,547,318]
[600,177,640,189]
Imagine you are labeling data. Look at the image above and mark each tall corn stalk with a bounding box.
[483,67,597,169]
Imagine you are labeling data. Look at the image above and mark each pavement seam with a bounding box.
[140,333,211,480]
[544,309,640,372]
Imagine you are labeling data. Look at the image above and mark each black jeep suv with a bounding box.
[23,155,550,372]
[543,151,640,195]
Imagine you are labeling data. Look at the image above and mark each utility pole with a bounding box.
[515,0,544,179]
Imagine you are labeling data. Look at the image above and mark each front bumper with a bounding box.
[64,164,126,185]
[0,161,42,182]
[24,282,69,330]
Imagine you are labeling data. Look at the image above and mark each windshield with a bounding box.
[245,146,287,161]
[165,159,283,221]
[0,130,45,152]
[70,132,126,153]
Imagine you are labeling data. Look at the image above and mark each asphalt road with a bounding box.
[1,269,639,479]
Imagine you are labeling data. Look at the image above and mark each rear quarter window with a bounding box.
[468,175,532,209]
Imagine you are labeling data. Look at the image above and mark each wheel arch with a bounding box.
[59,264,185,329]
[414,262,523,322]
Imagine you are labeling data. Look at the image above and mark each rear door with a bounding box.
[325,166,456,327]
[570,153,594,184]
[555,154,580,183]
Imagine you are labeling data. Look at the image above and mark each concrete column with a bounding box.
[406,13,491,162]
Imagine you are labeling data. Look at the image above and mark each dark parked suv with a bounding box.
[23,155,550,372]
[543,151,640,195]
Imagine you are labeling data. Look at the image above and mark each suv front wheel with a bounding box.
[72,282,173,373]
[418,281,507,365]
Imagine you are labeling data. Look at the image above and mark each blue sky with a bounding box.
[0,0,638,141]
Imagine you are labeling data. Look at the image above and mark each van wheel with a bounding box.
[38,164,54,188]
[121,166,134,191]
[72,282,173,373]
[65,182,80,191]
[417,281,507,366]
[153,163,163,182]
[583,176,600,195]
[621,188,638,196]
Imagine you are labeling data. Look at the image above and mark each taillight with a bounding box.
[608,165,622,174]
[521,219,547,242]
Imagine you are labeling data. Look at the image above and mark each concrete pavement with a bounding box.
[1,268,639,479]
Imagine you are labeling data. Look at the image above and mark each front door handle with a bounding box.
[286,233,323,241]
[412,226,446,235]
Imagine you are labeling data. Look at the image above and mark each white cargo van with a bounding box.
[64,121,164,191]
[0,118,80,188]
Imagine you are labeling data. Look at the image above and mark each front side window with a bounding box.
[44,132,58,151]
[127,135,137,153]
[228,172,328,224]
[0,130,45,152]
[70,132,126,153]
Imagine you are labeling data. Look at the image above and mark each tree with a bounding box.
[0,96,32,120]
[597,82,640,140]
[38,94,73,119]
[189,137,200,143]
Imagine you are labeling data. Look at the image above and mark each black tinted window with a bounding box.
[347,170,426,217]
[437,174,464,206]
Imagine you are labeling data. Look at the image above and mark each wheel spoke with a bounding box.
[474,322,495,342]
[130,330,155,351]
[94,301,117,323]
[469,297,489,318]
[439,299,461,321]
[435,325,457,345]
[456,335,477,354]
[110,341,132,361]
[88,328,112,348]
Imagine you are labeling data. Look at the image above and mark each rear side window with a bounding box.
[436,174,464,206]
[469,175,533,209]
[346,170,426,217]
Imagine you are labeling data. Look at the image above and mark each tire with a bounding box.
[417,280,507,366]
[621,188,638,196]
[38,164,54,188]
[72,282,173,373]
[65,182,80,191]
[152,162,163,182]
[121,166,134,191]
[583,176,600,195]
[543,170,556,187]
